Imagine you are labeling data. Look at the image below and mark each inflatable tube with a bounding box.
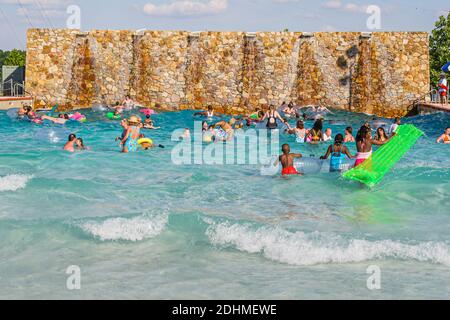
[69,112,87,123]
[106,112,121,120]
[294,157,324,175]
[35,128,71,144]
[343,124,424,187]
[139,108,155,116]
[138,138,153,146]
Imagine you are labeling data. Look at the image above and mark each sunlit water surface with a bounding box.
[0,108,449,299]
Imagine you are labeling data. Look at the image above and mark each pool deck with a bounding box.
[0,96,33,110]
[417,102,450,114]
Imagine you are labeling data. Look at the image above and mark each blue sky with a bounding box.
[0,0,448,50]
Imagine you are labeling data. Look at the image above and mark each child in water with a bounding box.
[320,134,354,172]
[278,144,303,176]
[75,138,89,151]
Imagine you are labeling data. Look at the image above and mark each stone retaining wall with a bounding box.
[26,29,430,117]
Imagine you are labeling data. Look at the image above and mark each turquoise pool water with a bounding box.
[0,109,449,299]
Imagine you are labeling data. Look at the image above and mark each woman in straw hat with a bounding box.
[121,115,141,153]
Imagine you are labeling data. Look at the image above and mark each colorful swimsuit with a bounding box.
[282,166,299,176]
[125,126,139,152]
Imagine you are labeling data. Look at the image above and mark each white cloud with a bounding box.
[143,0,228,17]
[344,3,368,13]
[323,0,368,13]
[323,0,341,9]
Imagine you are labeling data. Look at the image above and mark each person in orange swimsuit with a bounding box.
[437,127,450,144]
[278,144,303,176]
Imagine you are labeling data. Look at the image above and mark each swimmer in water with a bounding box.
[261,105,287,130]
[41,114,69,125]
[121,116,141,153]
[276,144,303,176]
[354,125,394,167]
[374,127,389,143]
[344,127,355,143]
[75,138,89,151]
[323,128,333,142]
[180,128,191,141]
[306,119,324,144]
[389,117,401,136]
[437,127,450,144]
[194,105,215,118]
[122,95,135,109]
[112,102,124,114]
[320,134,354,172]
[64,134,77,152]
[288,120,309,143]
[143,115,160,130]
[213,119,235,141]
[116,119,129,143]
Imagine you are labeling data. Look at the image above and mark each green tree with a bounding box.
[429,12,450,89]
[3,49,26,67]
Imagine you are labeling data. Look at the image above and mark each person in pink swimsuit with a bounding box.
[354,125,394,167]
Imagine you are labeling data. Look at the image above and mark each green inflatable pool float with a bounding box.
[343,124,424,187]
[106,112,121,120]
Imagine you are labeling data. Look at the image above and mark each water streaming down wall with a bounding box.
[26,29,430,117]
[67,35,97,108]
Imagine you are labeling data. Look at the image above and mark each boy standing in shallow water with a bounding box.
[278,144,303,176]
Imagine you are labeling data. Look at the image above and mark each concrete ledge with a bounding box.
[0,96,33,110]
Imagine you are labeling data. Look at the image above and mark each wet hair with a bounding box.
[346,127,353,134]
[334,134,344,145]
[356,126,370,143]
[208,105,213,111]
[282,144,290,154]
[146,115,151,119]
[64,114,69,120]
[77,138,84,147]
[312,119,323,132]
[296,121,304,129]
[68,134,76,141]
[376,127,389,141]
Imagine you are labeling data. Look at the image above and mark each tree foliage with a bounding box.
[0,49,26,80]
[3,49,26,67]
[429,12,450,88]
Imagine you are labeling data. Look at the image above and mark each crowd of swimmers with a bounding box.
[11,99,450,167]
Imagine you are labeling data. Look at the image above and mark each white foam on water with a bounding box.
[206,221,450,266]
[80,213,168,242]
[0,174,32,192]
